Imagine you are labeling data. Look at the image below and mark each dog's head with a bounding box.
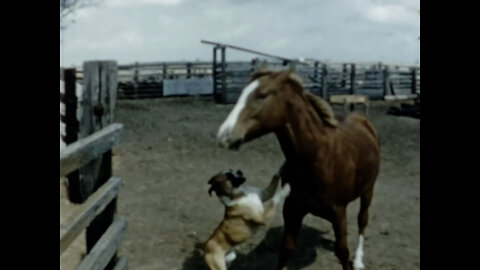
[208,170,246,197]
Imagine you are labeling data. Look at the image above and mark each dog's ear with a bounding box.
[236,170,244,177]
[231,177,246,187]
[208,175,217,196]
[231,174,246,188]
[208,176,215,185]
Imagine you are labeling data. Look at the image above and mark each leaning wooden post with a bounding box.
[79,60,119,270]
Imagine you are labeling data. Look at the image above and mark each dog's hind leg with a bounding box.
[205,249,227,270]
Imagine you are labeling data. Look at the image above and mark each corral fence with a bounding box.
[60,61,128,270]
[213,55,420,103]
[70,54,419,104]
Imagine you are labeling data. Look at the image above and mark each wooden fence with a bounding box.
[70,58,419,103]
[60,61,128,270]
[213,58,420,104]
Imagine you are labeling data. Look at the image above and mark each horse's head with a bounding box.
[217,69,302,149]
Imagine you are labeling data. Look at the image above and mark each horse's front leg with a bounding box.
[332,205,353,270]
[276,195,307,270]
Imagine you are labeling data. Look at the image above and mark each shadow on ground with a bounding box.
[182,225,334,270]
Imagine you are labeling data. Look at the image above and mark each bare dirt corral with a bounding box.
[62,96,420,270]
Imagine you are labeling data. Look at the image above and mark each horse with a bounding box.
[216,69,380,270]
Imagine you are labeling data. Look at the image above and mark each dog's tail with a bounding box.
[261,161,285,202]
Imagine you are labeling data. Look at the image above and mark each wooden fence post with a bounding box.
[186,62,192,79]
[341,63,347,89]
[62,69,82,203]
[350,63,356,95]
[221,46,227,103]
[213,46,220,103]
[162,63,167,80]
[383,65,391,97]
[350,63,356,111]
[411,67,417,94]
[133,62,139,99]
[77,60,119,270]
[321,63,328,100]
[313,61,319,96]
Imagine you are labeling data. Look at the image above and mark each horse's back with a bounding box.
[342,112,378,144]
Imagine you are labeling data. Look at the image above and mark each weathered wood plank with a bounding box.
[60,123,123,176]
[112,257,128,270]
[76,216,127,270]
[60,176,123,254]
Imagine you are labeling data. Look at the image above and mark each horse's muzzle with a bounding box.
[218,137,242,150]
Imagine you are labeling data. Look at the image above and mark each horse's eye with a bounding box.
[257,93,268,100]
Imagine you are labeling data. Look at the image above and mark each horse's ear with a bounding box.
[278,69,294,81]
[258,62,269,72]
[251,63,271,81]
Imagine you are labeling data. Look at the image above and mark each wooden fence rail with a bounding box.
[60,124,123,177]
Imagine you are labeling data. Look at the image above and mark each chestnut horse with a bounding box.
[216,69,380,270]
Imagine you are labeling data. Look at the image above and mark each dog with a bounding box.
[203,165,290,270]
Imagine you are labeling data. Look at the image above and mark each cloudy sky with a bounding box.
[60,0,420,67]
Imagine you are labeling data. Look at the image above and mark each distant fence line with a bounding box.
[67,59,419,103]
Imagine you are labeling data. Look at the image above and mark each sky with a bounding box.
[60,0,420,67]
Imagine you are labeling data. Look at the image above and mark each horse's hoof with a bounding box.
[354,260,365,269]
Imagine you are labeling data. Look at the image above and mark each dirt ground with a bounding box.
[61,96,420,270]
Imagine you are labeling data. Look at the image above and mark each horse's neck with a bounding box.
[275,96,330,161]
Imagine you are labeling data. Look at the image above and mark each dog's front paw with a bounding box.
[280,183,291,197]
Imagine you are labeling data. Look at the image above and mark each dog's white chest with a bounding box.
[235,193,264,214]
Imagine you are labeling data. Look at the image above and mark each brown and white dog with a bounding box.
[203,166,290,270]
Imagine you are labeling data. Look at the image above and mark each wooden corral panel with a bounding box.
[117,61,212,99]
[60,62,128,270]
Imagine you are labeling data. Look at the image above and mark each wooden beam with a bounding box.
[60,177,123,254]
[112,257,128,270]
[60,123,123,177]
[76,216,127,270]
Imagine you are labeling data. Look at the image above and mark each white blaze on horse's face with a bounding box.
[217,79,260,149]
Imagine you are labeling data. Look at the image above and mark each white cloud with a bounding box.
[366,4,418,24]
[66,31,144,51]
[105,0,185,8]
[61,0,420,66]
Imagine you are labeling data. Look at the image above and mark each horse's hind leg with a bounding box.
[354,187,374,269]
